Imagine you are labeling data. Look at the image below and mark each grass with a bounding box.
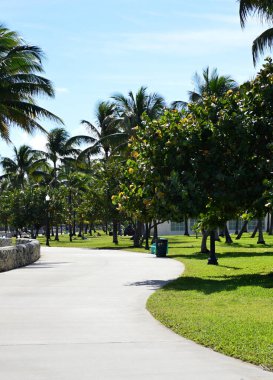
[37,232,147,252]
[38,231,273,369]
[147,234,273,370]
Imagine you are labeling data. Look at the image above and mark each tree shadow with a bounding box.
[163,272,273,295]
[169,250,273,260]
[125,279,176,290]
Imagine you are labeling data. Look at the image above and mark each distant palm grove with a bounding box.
[2,1,273,265]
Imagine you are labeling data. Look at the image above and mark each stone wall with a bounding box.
[0,239,40,273]
[0,238,12,247]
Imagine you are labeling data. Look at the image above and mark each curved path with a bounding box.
[0,247,272,380]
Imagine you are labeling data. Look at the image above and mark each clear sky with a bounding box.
[1,0,267,157]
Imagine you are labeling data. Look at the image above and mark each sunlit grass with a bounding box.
[147,234,273,370]
[37,232,147,252]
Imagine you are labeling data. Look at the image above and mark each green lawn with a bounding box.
[38,231,273,369]
[37,233,147,252]
[147,234,273,370]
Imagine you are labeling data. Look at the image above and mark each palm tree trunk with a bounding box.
[184,216,190,236]
[235,220,248,240]
[225,224,233,244]
[208,230,218,265]
[257,219,265,244]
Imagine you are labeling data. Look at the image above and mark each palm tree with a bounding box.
[45,127,79,185]
[0,144,47,189]
[69,101,120,161]
[0,24,62,141]
[112,86,166,134]
[188,67,238,103]
[239,0,273,65]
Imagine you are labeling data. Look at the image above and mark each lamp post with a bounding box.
[45,194,51,246]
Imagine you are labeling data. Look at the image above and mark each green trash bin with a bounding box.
[156,238,168,257]
[150,243,156,254]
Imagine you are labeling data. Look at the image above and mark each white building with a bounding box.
[157,218,267,236]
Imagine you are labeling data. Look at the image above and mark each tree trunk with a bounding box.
[214,229,221,241]
[60,225,63,235]
[145,222,149,250]
[78,223,82,238]
[219,228,225,237]
[55,225,59,241]
[257,218,265,244]
[235,218,239,235]
[225,224,233,244]
[269,212,273,235]
[51,226,54,237]
[184,217,190,236]
[235,220,248,240]
[152,221,158,244]
[208,230,218,265]
[201,229,210,253]
[251,224,258,238]
[85,224,88,234]
[112,219,118,244]
[73,211,76,235]
[267,213,270,233]
[105,221,108,235]
[133,221,142,248]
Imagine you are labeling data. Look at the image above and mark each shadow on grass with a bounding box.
[169,250,273,260]
[162,272,273,295]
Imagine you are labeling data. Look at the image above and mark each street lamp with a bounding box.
[45,194,51,246]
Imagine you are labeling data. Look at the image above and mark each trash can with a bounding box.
[156,238,168,257]
[150,243,156,254]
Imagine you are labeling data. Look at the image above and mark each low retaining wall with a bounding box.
[0,239,40,272]
[0,238,12,247]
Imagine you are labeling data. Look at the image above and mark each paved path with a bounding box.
[0,247,272,380]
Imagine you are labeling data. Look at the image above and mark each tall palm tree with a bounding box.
[239,0,273,65]
[0,24,62,141]
[188,67,238,103]
[0,144,47,189]
[45,127,79,185]
[69,101,120,161]
[112,86,165,133]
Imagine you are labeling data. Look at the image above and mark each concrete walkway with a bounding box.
[0,247,272,380]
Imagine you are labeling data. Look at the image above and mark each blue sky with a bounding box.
[1,0,267,157]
